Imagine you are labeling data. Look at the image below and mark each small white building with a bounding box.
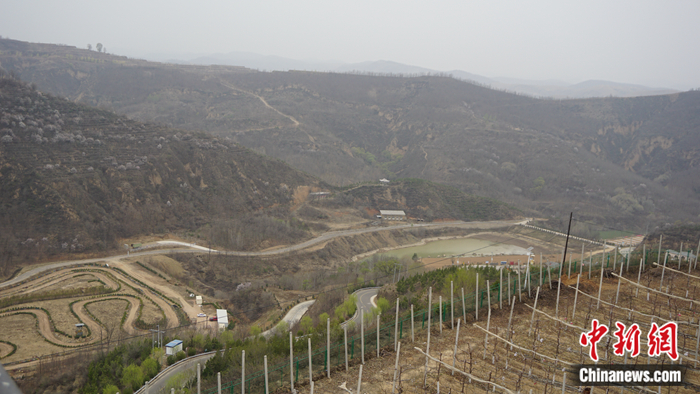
[379,210,406,221]
[165,339,183,356]
[195,296,202,305]
[379,178,390,185]
[216,309,229,330]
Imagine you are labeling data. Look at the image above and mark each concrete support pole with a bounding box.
[450,281,454,329]
[392,342,401,394]
[486,279,491,314]
[263,356,269,394]
[461,287,466,323]
[528,286,540,337]
[344,324,348,371]
[572,274,580,320]
[289,331,294,391]
[218,372,222,394]
[636,258,643,297]
[377,313,380,358]
[424,287,432,387]
[690,242,694,274]
[694,322,699,369]
[197,363,201,394]
[597,264,605,310]
[694,239,700,270]
[526,264,531,298]
[561,372,567,394]
[308,338,313,385]
[411,304,415,343]
[452,319,461,375]
[475,273,479,321]
[613,246,618,271]
[518,262,522,302]
[679,242,684,270]
[508,272,511,305]
[361,308,365,364]
[394,298,400,351]
[548,266,553,290]
[658,234,663,266]
[507,296,516,341]
[540,253,543,287]
[568,253,573,278]
[439,295,443,333]
[356,365,363,394]
[580,244,585,276]
[327,318,331,379]
[241,350,245,394]
[660,251,669,290]
[499,269,503,309]
[484,298,491,359]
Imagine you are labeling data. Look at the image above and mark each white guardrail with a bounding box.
[135,350,217,394]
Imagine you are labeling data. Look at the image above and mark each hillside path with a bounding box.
[219,81,300,127]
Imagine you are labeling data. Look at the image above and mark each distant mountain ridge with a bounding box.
[183,51,677,99]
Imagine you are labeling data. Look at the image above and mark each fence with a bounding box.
[202,250,664,394]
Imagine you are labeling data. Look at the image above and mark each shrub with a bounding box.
[167,355,176,366]
[376,297,390,314]
[141,358,159,380]
[187,347,196,357]
[121,363,144,392]
[102,385,119,394]
[176,350,186,361]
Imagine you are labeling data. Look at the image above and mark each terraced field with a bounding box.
[0,262,191,365]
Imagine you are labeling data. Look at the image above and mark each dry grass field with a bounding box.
[0,314,63,363]
[84,299,129,330]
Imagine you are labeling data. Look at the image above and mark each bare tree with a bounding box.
[87,44,92,51]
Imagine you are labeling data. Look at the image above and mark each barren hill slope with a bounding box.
[0,77,325,275]
[0,76,522,277]
[2,38,699,231]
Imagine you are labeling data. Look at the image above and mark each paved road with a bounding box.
[139,351,216,394]
[141,299,313,393]
[1,219,525,289]
[261,300,315,338]
[343,287,379,328]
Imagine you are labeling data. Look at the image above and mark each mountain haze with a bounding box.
[174,49,676,99]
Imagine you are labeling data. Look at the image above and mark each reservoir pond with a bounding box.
[373,237,530,260]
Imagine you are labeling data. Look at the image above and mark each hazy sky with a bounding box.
[2,0,698,89]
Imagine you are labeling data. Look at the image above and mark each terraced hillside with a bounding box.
[0,260,191,365]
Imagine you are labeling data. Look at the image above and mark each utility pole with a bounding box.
[150,324,165,348]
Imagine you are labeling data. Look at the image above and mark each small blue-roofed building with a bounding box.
[165,339,183,356]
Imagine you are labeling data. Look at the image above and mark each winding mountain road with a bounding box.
[261,299,315,338]
[1,219,525,290]
[342,287,379,328]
